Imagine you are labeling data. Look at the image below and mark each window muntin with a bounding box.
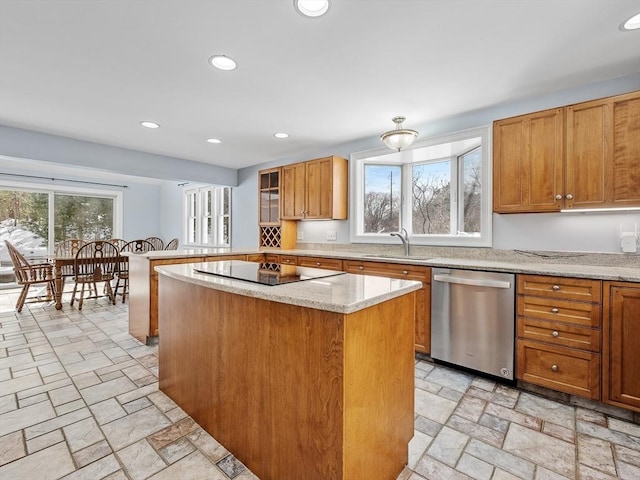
[183,185,231,247]
[350,126,491,247]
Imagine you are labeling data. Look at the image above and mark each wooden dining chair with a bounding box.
[114,239,154,302]
[54,239,86,291]
[164,238,179,250]
[4,240,56,312]
[107,238,127,251]
[145,237,164,250]
[71,240,119,309]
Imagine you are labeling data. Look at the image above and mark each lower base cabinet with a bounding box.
[603,281,640,412]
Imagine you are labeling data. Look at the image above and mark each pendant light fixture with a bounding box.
[380,116,418,151]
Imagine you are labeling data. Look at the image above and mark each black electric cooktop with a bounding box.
[193,260,345,286]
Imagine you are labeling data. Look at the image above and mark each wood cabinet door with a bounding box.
[281,162,306,219]
[566,91,640,209]
[304,157,333,219]
[603,282,640,412]
[493,108,564,213]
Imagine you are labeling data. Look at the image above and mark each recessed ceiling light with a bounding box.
[206,138,222,144]
[140,121,160,129]
[621,12,640,30]
[274,132,289,139]
[294,0,329,18]
[209,55,237,71]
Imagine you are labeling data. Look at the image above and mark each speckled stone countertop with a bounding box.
[155,261,422,314]
[135,245,640,282]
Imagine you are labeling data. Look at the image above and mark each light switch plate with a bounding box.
[297,231,304,240]
[326,231,337,241]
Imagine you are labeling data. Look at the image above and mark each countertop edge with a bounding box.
[155,263,423,314]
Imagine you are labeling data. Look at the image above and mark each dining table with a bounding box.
[48,254,126,309]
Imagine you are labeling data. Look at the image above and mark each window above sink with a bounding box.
[349,125,492,247]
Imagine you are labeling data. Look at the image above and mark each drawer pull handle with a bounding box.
[551,364,559,372]
[316,262,321,266]
[551,308,559,314]
[551,331,559,338]
[552,285,560,291]
[359,266,364,270]
[402,270,409,275]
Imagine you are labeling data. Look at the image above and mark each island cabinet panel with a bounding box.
[158,275,415,480]
[343,259,431,354]
[603,282,640,412]
[128,254,245,344]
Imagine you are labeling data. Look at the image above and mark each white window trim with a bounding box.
[0,179,124,254]
[182,184,231,247]
[349,125,493,247]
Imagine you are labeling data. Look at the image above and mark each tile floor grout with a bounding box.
[0,289,638,480]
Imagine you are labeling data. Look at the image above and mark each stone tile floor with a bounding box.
[0,287,639,480]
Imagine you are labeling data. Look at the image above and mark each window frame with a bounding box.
[0,179,123,254]
[182,184,232,247]
[349,125,492,247]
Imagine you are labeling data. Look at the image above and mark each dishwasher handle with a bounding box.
[433,273,512,289]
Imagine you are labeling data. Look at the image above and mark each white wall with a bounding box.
[232,73,640,253]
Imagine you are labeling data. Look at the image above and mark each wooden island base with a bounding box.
[158,275,415,480]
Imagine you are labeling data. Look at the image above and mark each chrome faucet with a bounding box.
[390,228,410,256]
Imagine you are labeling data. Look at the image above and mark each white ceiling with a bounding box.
[1,0,639,170]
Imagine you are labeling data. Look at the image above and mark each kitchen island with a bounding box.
[155,261,422,480]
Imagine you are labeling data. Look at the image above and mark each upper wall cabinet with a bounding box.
[281,155,348,220]
[493,90,640,213]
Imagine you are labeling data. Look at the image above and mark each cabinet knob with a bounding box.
[402,270,409,275]
[565,194,573,200]
[552,285,560,291]
[551,308,559,314]
[359,266,364,270]
[551,364,559,372]
[555,194,563,200]
[316,262,321,266]
[551,331,559,338]
[284,259,290,263]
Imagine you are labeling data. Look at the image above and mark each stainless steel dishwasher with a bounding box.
[431,268,515,380]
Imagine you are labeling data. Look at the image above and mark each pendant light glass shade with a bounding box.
[380,116,418,151]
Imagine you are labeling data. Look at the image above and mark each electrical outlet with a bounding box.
[326,231,337,241]
[297,231,304,241]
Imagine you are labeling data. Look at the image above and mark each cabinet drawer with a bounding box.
[297,256,343,270]
[517,340,600,399]
[246,253,266,262]
[264,254,281,264]
[518,275,601,303]
[343,260,430,282]
[518,295,601,327]
[204,255,246,262]
[517,317,600,352]
[279,255,297,265]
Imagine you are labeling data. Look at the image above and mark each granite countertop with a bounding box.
[132,246,640,283]
[155,261,422,314]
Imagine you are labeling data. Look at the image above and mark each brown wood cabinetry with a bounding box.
[603,281,640,412]
[128,253,247,344]
[344,259,431,354]
[258,167,296,250]
[566,92,640,209]
[516,274,602,399]
[158,273,415,480]
[493,108,564,213]
[281,156,348,220]
[297,255,343,271]
[493,90,640,213]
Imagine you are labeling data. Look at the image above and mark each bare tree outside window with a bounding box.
[412,161,451,234]
[363,165,400,233]
[461,147,482,233]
